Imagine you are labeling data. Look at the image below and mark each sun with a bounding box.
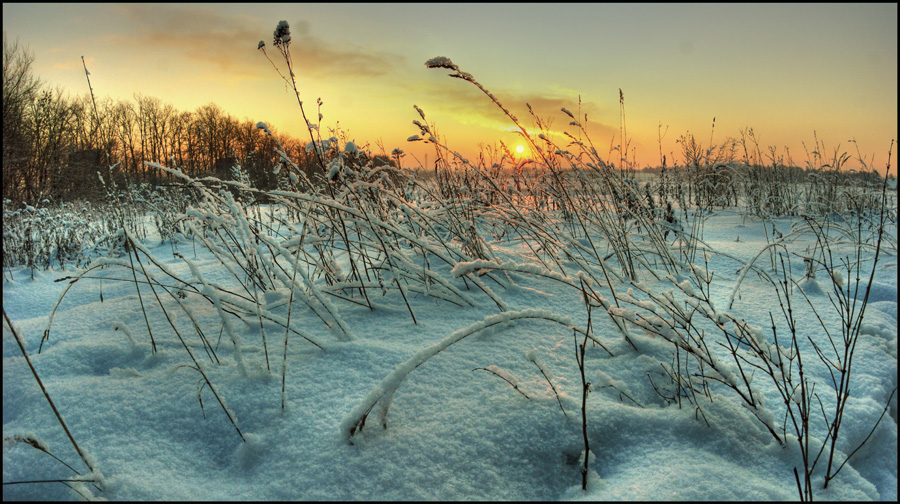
[515,144,525,155]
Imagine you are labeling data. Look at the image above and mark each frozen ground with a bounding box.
[3,208,897,501]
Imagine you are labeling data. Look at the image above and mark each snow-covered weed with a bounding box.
[8,30,896,499]
[2,310,104,496]
[1,181,194,277]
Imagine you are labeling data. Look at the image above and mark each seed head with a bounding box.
[425,56,458,71]
[274,20,291,46]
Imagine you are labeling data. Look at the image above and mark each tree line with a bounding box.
[3,34,379,206]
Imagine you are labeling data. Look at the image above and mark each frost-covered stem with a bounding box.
[618,89,628,170]
[418,120,610,280]
[4,309,98,475]
[823,159,890,489]
[263,41,329,185]
[771,273,814,501]
[354,193,417,324]
[5,434,82,476]
[251,277,270,372]
[80,56,104,149]
[610,276,786,445]
[180,251,248,376]
[342,309,592,440]
[458,163,570,274]
[529,356,568,418]
[282,216,305,411]
[4,478,99,486]
[135,254,221,364]
[124,232,158,353]
[472,367,530,400]
[125,235,245,442]
[727,238,789,310]
[426,62,555,179]
[575,327,591,491]
[426,57,549,170]
[40,261,110,353]
[262,31,367,304]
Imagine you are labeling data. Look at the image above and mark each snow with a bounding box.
[3,201,897,501]
[273,20,290,45]
[424,56,457,70]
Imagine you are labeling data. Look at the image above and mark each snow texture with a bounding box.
[3,201,896,502]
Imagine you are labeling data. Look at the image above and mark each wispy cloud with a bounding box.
[281,20,404,78]
[412,78,619,144]
[105,5,403,79]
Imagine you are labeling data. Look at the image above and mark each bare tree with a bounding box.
[2,36,316,203]
[3,33,42,202]
[29,87,75,200]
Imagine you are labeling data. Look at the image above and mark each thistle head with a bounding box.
[426,56,474,82]
[425,56,458,72]
[274,20,291,46]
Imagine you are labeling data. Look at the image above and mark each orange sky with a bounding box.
[3,3,897,174]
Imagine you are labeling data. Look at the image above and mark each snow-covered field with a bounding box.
[3,173,897,500]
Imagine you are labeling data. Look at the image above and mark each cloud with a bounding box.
[53,56,94,71]
[281,20,404,78]
[104,5,402,79]
[411,77,619,143]
[99,5,258,74]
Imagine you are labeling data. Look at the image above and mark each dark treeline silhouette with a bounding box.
[3,34,389,206]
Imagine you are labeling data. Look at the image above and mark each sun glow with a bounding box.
[515,145,525,155]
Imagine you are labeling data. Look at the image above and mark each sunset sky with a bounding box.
[3,3,897,173]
